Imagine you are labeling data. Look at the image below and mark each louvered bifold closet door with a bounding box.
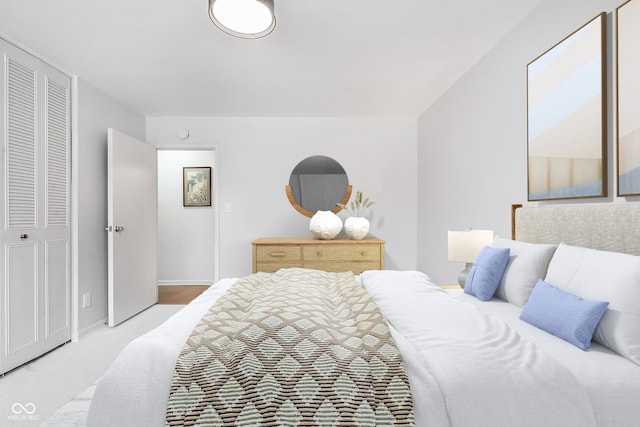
[1,45,41,374]
[0,39,71,375]
[42,69,71,347]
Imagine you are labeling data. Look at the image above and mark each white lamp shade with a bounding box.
[209,0,276,39]
[448,230,493,263]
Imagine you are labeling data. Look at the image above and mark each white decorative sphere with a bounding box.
[309,211,343,240]
[344,216,370,240]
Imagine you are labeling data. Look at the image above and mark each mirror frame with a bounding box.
[285,184,352,218]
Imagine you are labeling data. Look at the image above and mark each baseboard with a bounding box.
[77,317,107,340]
[158,280,214,286]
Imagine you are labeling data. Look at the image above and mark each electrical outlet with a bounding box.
[82,292,91,308]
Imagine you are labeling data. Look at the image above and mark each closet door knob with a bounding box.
[20,234,28,239]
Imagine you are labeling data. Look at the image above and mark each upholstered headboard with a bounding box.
[511,203,640,256]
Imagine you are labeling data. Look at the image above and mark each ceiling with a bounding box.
[0,0,540,117]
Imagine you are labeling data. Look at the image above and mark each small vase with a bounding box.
[344,217,370,240]
[309,210,343,240]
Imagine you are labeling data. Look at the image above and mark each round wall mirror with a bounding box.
[285,155,352,218]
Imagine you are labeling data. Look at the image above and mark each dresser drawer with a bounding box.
[252,238,384,274]
[255,245,301,262]
[304,261,381,274]
[255,261,302,273]
[303,245,381,262]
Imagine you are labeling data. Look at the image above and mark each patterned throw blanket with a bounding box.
[166,268,414,426]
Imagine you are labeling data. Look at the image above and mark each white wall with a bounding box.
[157,150,216,284]
[147,117,418,279]
[417,0,633,285]
[76,79,145,333]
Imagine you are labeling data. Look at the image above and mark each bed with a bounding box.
[87,203,640,426]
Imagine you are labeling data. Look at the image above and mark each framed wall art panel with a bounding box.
[527,13,607,201]
[183,167,212,207]
[617,0,640,196]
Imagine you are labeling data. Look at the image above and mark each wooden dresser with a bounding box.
[252,237,385,274]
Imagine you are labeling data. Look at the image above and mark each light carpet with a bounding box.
[0,304,183,427]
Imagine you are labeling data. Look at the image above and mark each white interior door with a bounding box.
[107,129,157,327]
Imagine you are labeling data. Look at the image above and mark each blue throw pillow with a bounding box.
[520,279,609,350]
[464,246,510,301]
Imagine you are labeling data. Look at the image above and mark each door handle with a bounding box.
[20,234,28,239]
[114,226,125,232]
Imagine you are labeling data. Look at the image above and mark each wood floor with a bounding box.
[158,285,210,304]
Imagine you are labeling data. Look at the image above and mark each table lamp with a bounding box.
[448,229,494,287]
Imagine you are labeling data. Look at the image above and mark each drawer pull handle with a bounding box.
[269,251,287,258]
[317,251,323,257]
[361,251,366,256]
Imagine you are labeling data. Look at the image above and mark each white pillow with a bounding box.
[544,243,640,365]
[492,236,557,307]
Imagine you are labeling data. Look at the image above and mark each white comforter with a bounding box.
[361,270,596,427]
[88,271,600,427]
[87,278,239,427]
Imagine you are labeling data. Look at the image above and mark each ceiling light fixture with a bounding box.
[208,0,276,39]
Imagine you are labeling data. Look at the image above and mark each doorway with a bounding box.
[157,149,218,285]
